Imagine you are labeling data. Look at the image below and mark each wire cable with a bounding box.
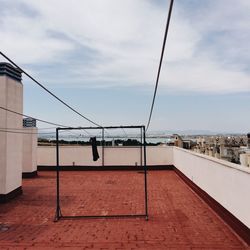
[0,106,91,136]
[0,129,54,135]
[146,0,174,132]
[0,126,57,131]
[0,128,86,136]
[0,106,70,127]
[0,51,102,127]
[37,127,58,130]
[0,129,81,138]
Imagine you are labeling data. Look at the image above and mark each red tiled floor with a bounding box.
[0,171,248,249]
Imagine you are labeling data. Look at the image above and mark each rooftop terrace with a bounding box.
[0,170,248,249]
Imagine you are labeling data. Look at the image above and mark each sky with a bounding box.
[0,0,250,133]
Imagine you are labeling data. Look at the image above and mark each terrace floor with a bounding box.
[0,171,248,249]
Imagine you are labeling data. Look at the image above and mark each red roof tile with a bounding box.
[0,171,247,249]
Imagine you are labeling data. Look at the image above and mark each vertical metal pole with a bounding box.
[143,126,148,220]
[55,128,61,221]
[102,128,104,167]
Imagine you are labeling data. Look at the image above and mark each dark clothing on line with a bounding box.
[90,137,99,161]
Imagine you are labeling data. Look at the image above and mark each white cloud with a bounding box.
[0,5,74,64]
[0,0,249,93]
[161,58,250,93]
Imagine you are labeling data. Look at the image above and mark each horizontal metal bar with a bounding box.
[59,214,147,220]
[57,125,145,131]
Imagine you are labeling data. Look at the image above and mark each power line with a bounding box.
[0,106,70,127]
[0,129,81,137]
[0,51,102,127]
[0,129,54,135]
[0,106,91,136]
[0,128,86,136]
[146,0,174,132]
[37,127,58,130]
[0,126,57,131]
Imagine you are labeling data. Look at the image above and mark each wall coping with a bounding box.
[37,145,171,149]
[173,146,250,175]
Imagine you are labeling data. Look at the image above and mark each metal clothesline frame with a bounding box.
[54,125,148,221]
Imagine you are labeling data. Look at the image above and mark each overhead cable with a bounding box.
[146,0,174,131]
[0,51,102,127]
[0,128,81,137]
[0,106,91,136]
[0,106,71,127]
[0,129,54,135]
[0,126,57,131]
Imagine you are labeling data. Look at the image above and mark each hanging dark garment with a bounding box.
[90,137,99,161]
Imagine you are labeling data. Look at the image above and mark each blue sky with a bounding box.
[0,0,250,133]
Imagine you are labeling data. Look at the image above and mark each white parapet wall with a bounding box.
[173,147,250,229]
[37,145,173,166]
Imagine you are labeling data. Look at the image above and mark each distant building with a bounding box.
[239,133,250,167]
[173,134,196,149]
[192,134,250,165]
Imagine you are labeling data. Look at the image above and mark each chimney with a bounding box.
[0,62,23,202]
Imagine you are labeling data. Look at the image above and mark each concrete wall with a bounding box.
[173,147,250,228]
[0,75,23,194]
[37,145,173,166]
[22,127,37,173]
